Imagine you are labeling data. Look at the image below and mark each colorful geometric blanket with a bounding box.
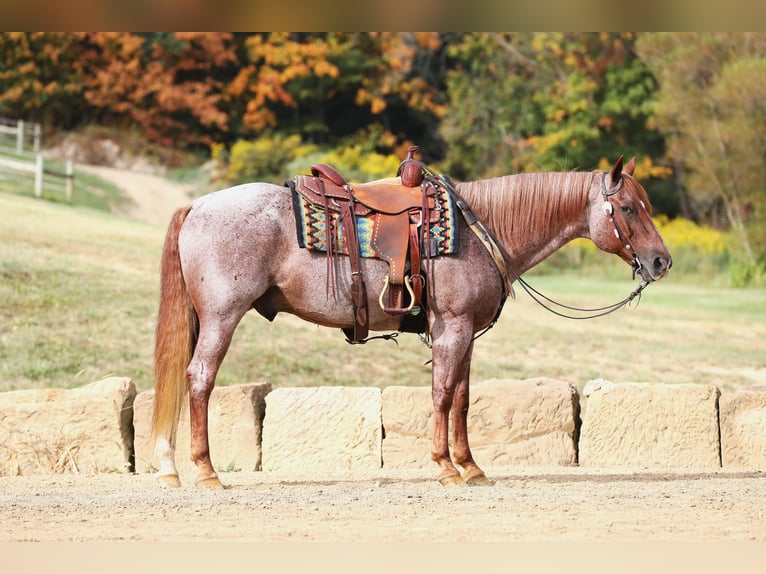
[290,182,460,259]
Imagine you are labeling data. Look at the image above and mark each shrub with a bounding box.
[286,145,401,183]
[729,260,766,288]
[225,134,317,185]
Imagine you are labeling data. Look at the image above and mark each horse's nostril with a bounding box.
[654,256,669,272]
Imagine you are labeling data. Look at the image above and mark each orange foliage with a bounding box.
[356,33,445,118]
[75,33,237,146]
[237,33,340,132]
[0,32,447,151]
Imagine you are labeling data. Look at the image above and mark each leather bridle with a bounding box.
[601,172,644,281]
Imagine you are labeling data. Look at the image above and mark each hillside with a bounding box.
[0,193,163,391]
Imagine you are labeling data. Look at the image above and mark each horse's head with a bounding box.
[588,156,672,282]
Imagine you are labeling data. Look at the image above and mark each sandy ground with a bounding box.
[1,466,764,542]
[77,163,196,227]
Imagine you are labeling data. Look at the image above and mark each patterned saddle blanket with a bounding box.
[290,179,459,259]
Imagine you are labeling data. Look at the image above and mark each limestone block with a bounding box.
[261,386,382,472]
[381,386,433,469]
[133,382,271,474]
[0,377,136,476]
[579,379,720,468]
[381,378,580,469]
[720,386,766,468]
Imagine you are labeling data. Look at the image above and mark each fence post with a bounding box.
[34,154,43,198]
[33,123,41,153]
[16,120,24,154]
[65,160,74,201]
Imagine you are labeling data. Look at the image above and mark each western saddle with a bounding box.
[291,146,442,343]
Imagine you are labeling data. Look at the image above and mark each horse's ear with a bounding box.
[608,155,624,184]
[624,156,636,176]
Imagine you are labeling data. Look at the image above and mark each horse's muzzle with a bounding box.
[637,252,672,282]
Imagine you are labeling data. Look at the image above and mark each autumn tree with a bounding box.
[636,32,766,265]
[0,33,88,128]
[440,33,666,183]
[0,33,238,148]
[78,32,237,147]
[226,32,449,160]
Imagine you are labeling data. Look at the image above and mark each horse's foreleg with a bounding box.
[186,316,241,489]
[449,341,491,486]
[431,383,462,485]
[430,325,473,486]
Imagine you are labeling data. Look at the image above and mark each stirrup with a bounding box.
[378,275,415,315]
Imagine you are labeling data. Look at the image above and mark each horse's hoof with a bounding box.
[465,473,493,487]
[438,472,466,486]
[196,475,224,490]
[462,466,493,486]
[157,474,182,488]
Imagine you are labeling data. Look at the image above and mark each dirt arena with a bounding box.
[1,466,764,542]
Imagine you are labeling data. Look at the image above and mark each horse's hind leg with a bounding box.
[186,311,245,489]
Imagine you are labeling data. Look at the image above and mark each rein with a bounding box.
[515,276,648,320]
[432,169,651,327]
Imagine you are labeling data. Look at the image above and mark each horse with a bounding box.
[149,155,672,488]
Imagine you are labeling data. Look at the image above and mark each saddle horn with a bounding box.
[398,146,425,188]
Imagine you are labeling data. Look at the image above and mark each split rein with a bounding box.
[515,276,648,320]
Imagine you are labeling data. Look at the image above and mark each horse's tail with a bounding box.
[150,205,197,446]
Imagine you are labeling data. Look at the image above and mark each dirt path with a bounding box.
[77,163,196,227]
[1,467,764,542]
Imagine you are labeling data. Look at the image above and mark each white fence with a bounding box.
[0,117,74,200]
[0,118,41,155]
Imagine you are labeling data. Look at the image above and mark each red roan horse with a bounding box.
[150,156,671,488]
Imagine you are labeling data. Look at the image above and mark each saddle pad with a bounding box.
[290,182,459,259]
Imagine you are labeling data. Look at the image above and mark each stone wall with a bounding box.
[261,386,382,472]
[719,386,766,468]
[0,377,135,476]
[2,377,765,476]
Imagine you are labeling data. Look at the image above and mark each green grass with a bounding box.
[1,190,764,394]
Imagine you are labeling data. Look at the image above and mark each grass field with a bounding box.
[1,190,764,394]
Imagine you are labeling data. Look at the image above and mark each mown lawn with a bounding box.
[1,191,764,394]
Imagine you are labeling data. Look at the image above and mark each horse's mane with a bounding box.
[455,171,594,248]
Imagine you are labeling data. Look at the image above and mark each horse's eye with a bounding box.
[620,205,635,215]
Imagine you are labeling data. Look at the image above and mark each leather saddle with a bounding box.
[291,146,439,343]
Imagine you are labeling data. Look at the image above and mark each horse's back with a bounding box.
[187,182,290,222]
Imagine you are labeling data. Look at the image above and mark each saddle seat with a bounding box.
[290,146,437,343]
[294,171,438,218]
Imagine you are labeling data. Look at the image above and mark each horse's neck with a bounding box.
[456,172,593,275]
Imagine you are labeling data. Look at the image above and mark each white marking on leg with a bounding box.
[155,436,178,477]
